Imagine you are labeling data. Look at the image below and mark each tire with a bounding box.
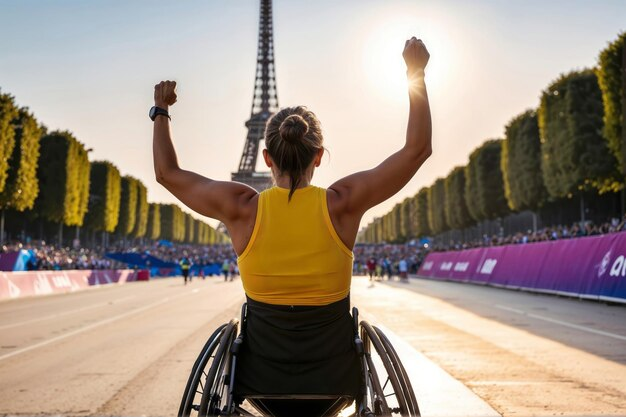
[360,321,420,416]
[178,321,238,417]
[373,326,420,416]
[197,319,239,416]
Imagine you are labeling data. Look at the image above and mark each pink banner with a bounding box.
[0,269,143,301]
[417,232,626,303]
[448,247,485,281]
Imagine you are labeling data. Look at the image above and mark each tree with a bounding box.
[34,130,91,226]
[501,110,548,211]
[382,213,392,242]
[400,197,414,240]
[428,178,448,235]
[160,204,185,242]
[0,107,42,211]
[0,108,44,243]
[196,221,205,244]
[597,32,626,173]
[391,203,403,242]
[413,187,431,237]
[115,176,139,236]
[444,166,472,229]
[132,180,148,238]
[75,145,91,228]
[464,140,510,221]
[539,70,621,197]
[84,161,121,232]
[464,157,480,222]
[0,92,18,196]
[185,213,195,243]
[147,203,161,240]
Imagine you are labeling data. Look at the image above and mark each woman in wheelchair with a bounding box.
[152,37,431,416]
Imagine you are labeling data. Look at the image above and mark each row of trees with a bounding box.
[0,93,227,246]
[360,33,625,244]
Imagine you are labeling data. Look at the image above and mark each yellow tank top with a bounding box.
[237,185,353,306]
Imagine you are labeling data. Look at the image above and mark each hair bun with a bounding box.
[279,114,309,144]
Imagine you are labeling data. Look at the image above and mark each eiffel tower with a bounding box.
[231,0,279,191]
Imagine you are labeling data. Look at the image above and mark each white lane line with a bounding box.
[0,295,137,330]
[376,324,501,417]
[0,288,202,362]
[495,304,626,341]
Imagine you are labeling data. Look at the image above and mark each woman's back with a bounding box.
[238,185,353,306]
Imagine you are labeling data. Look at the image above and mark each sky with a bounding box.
[1,0,625,229]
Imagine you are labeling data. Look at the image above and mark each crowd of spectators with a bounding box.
[117,241,238,274]
[0,239,237,272]
[3,216,625,273]
[434,216,626,252]
[353,216,626,279]
[353,244,427,278]
[1,240,115,270]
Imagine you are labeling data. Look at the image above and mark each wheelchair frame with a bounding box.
[178,304,420,417]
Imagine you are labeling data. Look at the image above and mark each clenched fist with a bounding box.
[403,37,429,75]
[154,80,177,108]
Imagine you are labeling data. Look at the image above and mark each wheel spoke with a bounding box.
[382,376,390,392]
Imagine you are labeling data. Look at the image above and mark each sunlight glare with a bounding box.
[362,20,412,103]
[362,15,451,103]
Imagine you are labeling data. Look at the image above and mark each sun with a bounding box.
[362,16,448,103]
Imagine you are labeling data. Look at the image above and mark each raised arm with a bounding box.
[152,81,257,224]
[329,37,432,216]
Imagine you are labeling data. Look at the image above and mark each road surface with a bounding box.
[1,275,625,416]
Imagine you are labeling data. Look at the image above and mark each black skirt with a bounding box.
[234,296,361,398]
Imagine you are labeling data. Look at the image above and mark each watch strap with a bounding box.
[150,106,171,121]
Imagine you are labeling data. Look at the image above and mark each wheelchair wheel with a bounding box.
[178,320,238,417]
[198,319,239,416]
[360,321,420,416]
[374,327,420,416]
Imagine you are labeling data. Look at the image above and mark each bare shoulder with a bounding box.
[326,185,361,251]
[326,184,350,215]
[227,188,260,255]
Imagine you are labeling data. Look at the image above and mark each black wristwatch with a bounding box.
[149,106,170,121]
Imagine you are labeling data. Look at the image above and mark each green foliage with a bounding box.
[464,140,510,221]
[193,219,200,244]
[539,70,621,197]
[400,197,413,240]
[373,217,382,243]
[84,161,121,232]
[185,213,195,243]
[160,204,185,242]
[501,110,548,211]
[392,203,403,242]
[382,213,391,242]
[196,220,205,244]
[597,32,626,172]
[133,180,148,238]
[413,187,431,237]
[116,176,139,236]
[0,108,43,211]
[0,92,18,194]
[464,159,480,222]
[147,203,161,240]
[75,145,91,227]
[34,130,90,226]
[104,165,121,232]
[201,222,212,245]
[428,178,448,234]
[444,166,472,229]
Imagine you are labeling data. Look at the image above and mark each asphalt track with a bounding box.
[0,275,625,416]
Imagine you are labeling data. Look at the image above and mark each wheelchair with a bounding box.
[178,304,420,417]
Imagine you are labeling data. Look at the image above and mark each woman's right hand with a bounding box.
[403,37,429,75]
